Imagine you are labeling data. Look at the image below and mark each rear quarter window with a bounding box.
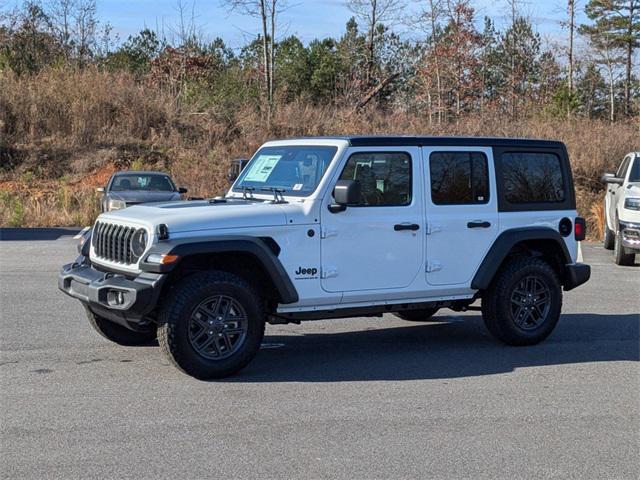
[501,152,565,203]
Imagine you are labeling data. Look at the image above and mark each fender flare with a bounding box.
[140,236,298,304]
[471,227,572,290]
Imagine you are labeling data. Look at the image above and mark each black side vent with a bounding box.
[259,237,281,256]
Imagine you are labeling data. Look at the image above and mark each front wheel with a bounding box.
[157,271,265,380]
[614,224,635,266]
[482,257,562,346]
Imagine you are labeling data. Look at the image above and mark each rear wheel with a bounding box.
[86,308,157,346]
[394,308,439,322]
[482,257,562,346]
[614,224,635,266]
[158,271,265,380]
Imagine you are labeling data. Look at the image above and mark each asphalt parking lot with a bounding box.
[0,232,638,479]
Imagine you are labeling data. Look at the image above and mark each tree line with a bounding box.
[1,0,638,123]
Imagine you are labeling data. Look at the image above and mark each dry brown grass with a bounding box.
[1,68,638,235]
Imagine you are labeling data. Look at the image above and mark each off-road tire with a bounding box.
[157,271,265,380]
[86,308,157,346]
[614,224,635,266]
[394,308,439,322]
[603,218,615,250]
[482,257,562,346]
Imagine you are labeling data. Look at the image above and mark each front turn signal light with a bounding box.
[146,253,180,265]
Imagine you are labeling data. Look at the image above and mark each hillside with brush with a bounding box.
[1,0,638,236]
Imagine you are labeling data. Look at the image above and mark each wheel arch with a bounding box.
[471,227,572,291]
[141,236,298,305]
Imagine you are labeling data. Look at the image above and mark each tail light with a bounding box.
[574,217,586,241]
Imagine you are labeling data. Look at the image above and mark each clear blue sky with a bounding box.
[95,0,584,49]
[4,0,587,49]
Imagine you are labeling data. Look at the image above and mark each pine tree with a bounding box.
[580,0,640,116]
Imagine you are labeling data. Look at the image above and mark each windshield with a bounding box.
[629,158,640,182]
[110,174,176,192]
[232,145,338,196]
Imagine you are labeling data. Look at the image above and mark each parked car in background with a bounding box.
[97,171,188,212]
[602,152,640,265]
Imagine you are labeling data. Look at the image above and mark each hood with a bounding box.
[109,191,181,204]
[99,198,288,234]
[626,183,640,196]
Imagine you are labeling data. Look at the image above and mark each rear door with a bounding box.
[422,147,499,286]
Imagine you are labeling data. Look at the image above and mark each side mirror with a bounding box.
[178,187,188,194]
[96,187,105,193]
[601,172,623,185]
[329,180,361,213]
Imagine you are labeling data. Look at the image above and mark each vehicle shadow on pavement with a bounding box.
[0,228,81,241]
[232,313,639,382]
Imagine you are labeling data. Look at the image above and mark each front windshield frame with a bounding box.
[231,145,339,197]
[108,174,177,193]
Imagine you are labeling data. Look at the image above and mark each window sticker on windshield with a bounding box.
[244,155,282,182]
[292,183,303,191]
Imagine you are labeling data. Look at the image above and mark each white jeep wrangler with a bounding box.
[59,136,590,379]
[602,151,640,265]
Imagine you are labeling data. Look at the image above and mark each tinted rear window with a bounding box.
[501,152,565,203]
[429,152,489,205]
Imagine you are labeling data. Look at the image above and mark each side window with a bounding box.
[339,152,412,206]
[429,151,489,205]
[501,152,565,203]
[616,156,630,179]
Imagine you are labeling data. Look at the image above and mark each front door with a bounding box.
[320,148,423,293]
[423,147,499,286]
[608,155,630,227]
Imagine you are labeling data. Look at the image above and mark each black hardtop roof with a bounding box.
[292,136,565,149]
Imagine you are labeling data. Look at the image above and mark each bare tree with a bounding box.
[567,0,576,93]
[222,0,286,105]
[346,0,405,86]
[46,0,97,64]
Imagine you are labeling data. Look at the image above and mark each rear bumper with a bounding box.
[619,221,640,252]
[58,260,166,331]
[564,263,591,291]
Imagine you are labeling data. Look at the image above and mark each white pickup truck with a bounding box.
[602,151,640,265]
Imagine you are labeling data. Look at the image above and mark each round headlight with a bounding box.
[131,229,148,259]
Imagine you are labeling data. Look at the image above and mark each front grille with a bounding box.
[92,221,137,264]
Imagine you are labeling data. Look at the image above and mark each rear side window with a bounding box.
[501,152,565,203]
[429,152,489,205]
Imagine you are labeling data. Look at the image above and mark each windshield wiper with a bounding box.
[240,186,255,199]
[260,187,287,204]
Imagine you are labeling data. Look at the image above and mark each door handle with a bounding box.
[467,221,491,229]
[394,223,420,231]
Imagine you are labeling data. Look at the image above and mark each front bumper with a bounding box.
[58,260,166,331]
[619,220,640,252]
[564,263,591,291]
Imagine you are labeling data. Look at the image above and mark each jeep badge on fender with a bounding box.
[295,267,318,278]
[59,136,590,380]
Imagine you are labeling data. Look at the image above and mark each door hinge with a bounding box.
[426,261,442,273]
[321,228,338,239]
[321,267,338,279]
[426,223,441,235]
